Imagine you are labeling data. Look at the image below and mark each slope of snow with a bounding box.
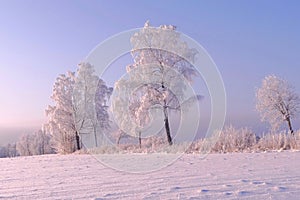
[0,151,300,199]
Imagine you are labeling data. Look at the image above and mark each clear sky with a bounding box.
[1,0,300,144]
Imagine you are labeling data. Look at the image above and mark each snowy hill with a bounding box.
[1,152,300,199]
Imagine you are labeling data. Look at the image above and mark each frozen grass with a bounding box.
[210,125,257,153]
[78,126,300,155]
[257,130,300,151]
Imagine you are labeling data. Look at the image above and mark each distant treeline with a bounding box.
[0,130,55,158]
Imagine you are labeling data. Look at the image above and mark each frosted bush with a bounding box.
[210,125,257,153]
[186,139,204,153]
[257,131,300,151]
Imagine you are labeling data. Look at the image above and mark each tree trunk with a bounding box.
[287,117,294,135]
[117,135,121,145]
[138,131,142,149]
[117,130,124,145]
[75,132,81,150]
[93,125,98,147]
[163,100,173,145]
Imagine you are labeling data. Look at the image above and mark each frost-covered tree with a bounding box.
[45,72,79,153]
[0,146,7,158]
[46,63,112,152]
[128,95,151,148]
[73,63,99,147]
[73,62,112,148]
[113,79,146,147]
[124,21,198,145]
[0,143,17,158]
[256,75,300,134]
[95,79,113,138]
[95,76,113,144]
[16,134,33,156]
[33,129,54,155]
[16,130,53,156]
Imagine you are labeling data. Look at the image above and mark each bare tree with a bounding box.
[256,75,300,134]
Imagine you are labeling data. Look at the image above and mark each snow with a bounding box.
[1,151,300,199]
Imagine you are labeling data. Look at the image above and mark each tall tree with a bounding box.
[256,75,300,134]
[113,76,152,148]
[73,62,113,148]
[45,72,79,153]
[126,21,198,145]
[33,129,54,155]
[73,63,99,147]
[46,64,112,152]
[95,79,113,141]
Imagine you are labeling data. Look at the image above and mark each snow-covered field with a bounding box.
[1,151,300,199]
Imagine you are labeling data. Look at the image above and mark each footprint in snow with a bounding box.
[238,191,252,196]
[251,181,270,185]
[273,186,287,191]
[251,181,263,185]
[200,189,209,193]
[170,186,182,191]
[223,184,233,188]
[240,179,250,183]
[104,193,114,197]
[197,189,210,193]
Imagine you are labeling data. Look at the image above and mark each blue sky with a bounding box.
[0,0,300,144]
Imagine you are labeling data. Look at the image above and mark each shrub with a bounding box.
[256,131,300,151]
[210,125,257,153]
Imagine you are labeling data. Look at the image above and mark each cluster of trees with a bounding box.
[16,129,54,156]
[44,21,200,153]
[1,63,113,156]
[0,129,54,158]
[0,143,17,158]
[45,63,112,154]
[2,22,299,158]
